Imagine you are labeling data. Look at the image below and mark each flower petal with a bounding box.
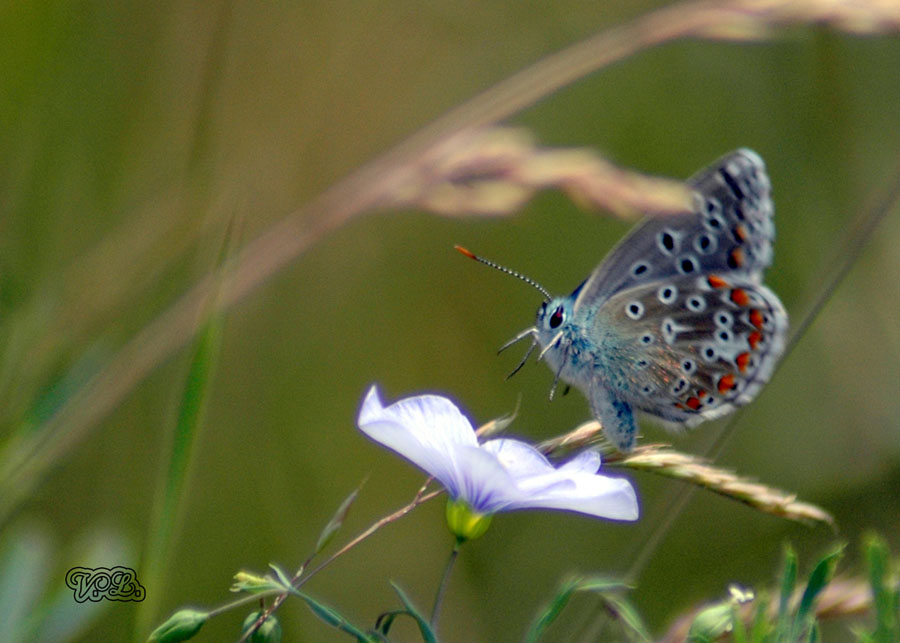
[557,449,601,475]
[481,439,556,477]
[357,387,639,522]
[447,445,522,513]
[510,472,639,521]
[357,386,477,492]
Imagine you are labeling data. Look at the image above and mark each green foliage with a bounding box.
[241,611,282,643]
[687,543,856,643]
[525,575,649,642]
[316,483,364,554]
[861,533,899,643]
[380,582,437,643]
[294,589,374,641]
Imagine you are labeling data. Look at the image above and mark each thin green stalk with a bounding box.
[135,216,237,640]
[431,542,461,630]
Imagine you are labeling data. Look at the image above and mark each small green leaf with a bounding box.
[390,582,437,643]
[268,564,294,590]
[316,482,364,554]
[295,590,372,641]
[795,544,844,632]
[374,610,402,635]
[524,577,579,643]
[602,594,652,642]
[865,533,897,643]
[731,603,748,643]
[775,546,798,639]
[748,593,770,643]
[525,576,648,643]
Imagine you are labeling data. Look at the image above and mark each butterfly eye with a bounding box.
[549,306,565,329]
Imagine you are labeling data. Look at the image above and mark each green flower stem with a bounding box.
[431,542,461,630]
[207,591,280,619]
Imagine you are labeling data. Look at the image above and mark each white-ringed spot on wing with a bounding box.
[657,285,678,305]
[625,301,644,320]
[714,310,733,327]
[677,254,699,275]
[630,260,651,279]
[656,229,679,255]
[686,295,706,312]
[693,232,718,255]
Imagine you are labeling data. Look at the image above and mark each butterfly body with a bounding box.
[528,149,787,451]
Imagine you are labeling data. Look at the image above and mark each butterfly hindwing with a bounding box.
[588,271,787,427]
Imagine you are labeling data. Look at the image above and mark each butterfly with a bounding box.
[458,149,788,452]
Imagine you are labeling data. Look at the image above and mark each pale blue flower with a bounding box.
[357,386,639,522]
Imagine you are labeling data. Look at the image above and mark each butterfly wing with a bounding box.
[573,148,775,311]
[587,272,787,428]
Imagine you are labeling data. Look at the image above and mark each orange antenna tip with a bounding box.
[454,245,477,260]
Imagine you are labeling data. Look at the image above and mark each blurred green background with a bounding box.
[2,1,900,641]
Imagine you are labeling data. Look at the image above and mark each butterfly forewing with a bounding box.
[573,148,775,311]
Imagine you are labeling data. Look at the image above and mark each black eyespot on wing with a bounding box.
[658,230,677,254]
[679,255,697,274]
[631,261,650,277]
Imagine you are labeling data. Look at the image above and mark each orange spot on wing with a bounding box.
[707,275,729,289]
[717,373,736,394]
[749,309,765,329]
[736,352,751,373]
[686,396,702,410]
[729,248,745,268]
[733,225,748,242]
[747,330,762,349]
[698,389,708,399]
[730,288,750,307]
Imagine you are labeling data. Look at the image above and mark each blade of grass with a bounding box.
[134,221,236,640]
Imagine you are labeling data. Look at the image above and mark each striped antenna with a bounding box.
[455,245,551,302]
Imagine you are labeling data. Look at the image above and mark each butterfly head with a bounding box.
[536,297,571,341]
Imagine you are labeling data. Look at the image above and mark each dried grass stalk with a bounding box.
[613,445,835,526]
[381,127,694,219]
[540,423,832,526]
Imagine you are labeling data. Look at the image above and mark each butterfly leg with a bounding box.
[589,380,637,452]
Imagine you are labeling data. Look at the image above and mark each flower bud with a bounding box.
[687,602,734,642]
[147,608,208,642]
[445,498,492,542]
